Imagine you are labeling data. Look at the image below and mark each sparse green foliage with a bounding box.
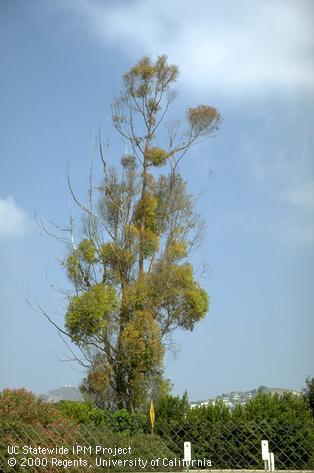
[59,55,221,410]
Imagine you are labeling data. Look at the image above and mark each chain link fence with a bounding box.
[1,418,313,472]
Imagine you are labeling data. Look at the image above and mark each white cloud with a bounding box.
[59,0,314,96]
[0,197,28,237]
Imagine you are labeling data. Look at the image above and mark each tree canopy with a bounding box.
[55,55,221,410]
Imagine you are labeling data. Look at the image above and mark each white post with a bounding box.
[184,441,191,471]
[261,440,269,471]
[269,452,275,471]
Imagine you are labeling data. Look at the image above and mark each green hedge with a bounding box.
[56,400,148,433]
[1,388,314,471]
[155,393,314,469]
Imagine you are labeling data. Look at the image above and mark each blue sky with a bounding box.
[0,0,313,401]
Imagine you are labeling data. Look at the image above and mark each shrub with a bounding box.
[0,388,67,426]
[56,400,147,433]
[56,399,109,425]
[0,389,83,472]
[110,408,147,434]
[0,389,177,472]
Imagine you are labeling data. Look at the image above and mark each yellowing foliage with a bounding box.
[134,194,158,231]
[188,105,221,133]
[145,147,170,167]
[167,240,188,260]
[87,363,112,393]
[78,239,96,263]
[122,278,152,312]
[103,243,134,267]
[121,311,163,368]
[130,56,155,81]
[65,284,117,341]
[65,251,81,283]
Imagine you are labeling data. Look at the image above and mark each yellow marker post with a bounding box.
[149,400,155,434]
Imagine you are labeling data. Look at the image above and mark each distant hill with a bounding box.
[41,385,83,402]
[190,385,302,409]
[40,384,301,407]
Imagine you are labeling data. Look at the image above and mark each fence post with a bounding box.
[184,441,191,472]
[269,452,275,471]
[261,440,269,471]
